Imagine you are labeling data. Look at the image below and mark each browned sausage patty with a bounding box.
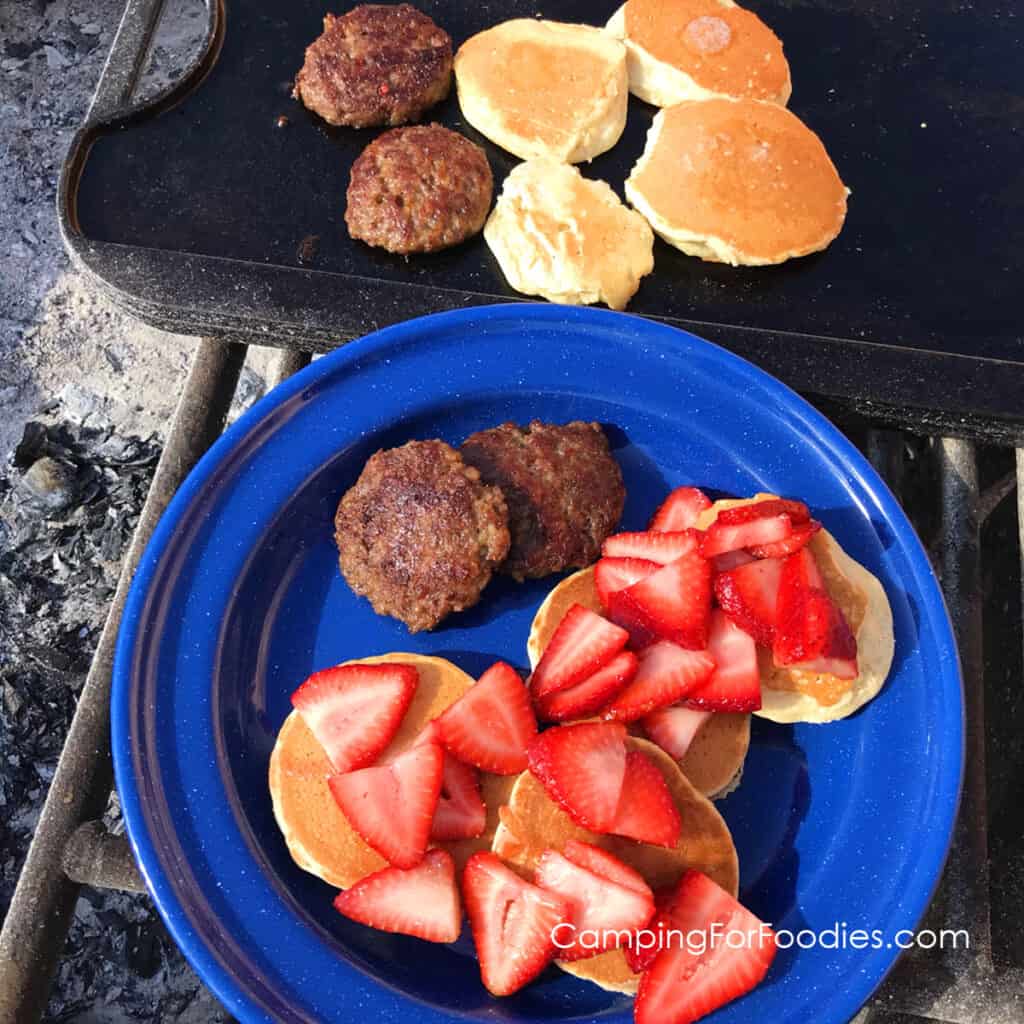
[334,440,510,631]
[345,125,493,253]
[293,5,452,128]
[460,421,625,580]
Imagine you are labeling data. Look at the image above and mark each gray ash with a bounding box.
[0,417,233,1022]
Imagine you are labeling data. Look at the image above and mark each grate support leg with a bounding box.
[0,339,246,1024]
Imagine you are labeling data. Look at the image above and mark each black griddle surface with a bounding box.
[68,1,1024,410]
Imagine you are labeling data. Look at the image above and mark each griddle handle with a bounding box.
[86,0,220,124]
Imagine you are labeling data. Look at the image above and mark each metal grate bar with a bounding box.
[0,339,247,1024]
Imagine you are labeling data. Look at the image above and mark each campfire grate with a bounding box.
[0,339,1022,1024]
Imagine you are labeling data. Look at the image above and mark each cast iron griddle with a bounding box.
[60,0,1024,434]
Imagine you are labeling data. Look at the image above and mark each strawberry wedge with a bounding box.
[562,840,651,895]
[414,722,486,841]
[684,610,761,712]
[290,662,418,773]
[747,518,821,558]
[773,548,858,679]
[649,487,712,532]
[603,641,715,722]
[642,704,713,760]
[328,742,443,869]
[535,650,638,723]
[700,513,792,559]
[603,529,699,565]
[635,871,777,1024]
[333,849,461,943]
[463,852,571,997]
[606,549,712,650]
[713,556,785,645]
[594,557,660,610]
[535,849,655,961]
[610,749,682,847]
[436,661,537,774]
[530,605,630,699]
[527,721,628,832]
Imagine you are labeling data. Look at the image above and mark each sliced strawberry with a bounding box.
[634,871,777,1024]
[594,557,660,610]
[642,704,712,760]
[527,721,628,832]
[713,557,784,645]
[328,742,443,869]
[530,605,630,699]
[747,518,822,558]
[611,750,681,847]
[290,662,418,773]
[535,850,655,961]
[606,549,712,650]
[773,549,858,679]
[562,840,651,896]
[717,498,811,526]
[712,550,756,574]
[535,650,638,722]
[436,661,537,774]
[604,641,715,723]
[649,487,713,533]
[333,848,461,943]
[463,851,571,996]
[413,723,486,841]
[623,887,680,973]
[684,610,761,712]
[700,514,792,559]
[602,530,699,565]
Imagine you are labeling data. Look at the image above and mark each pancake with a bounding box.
[484,158,654,310]
[696,496,895,723]
[269,653,510,888]
[454,19,628,163]
[492,737,738,993]
[527,566,750,798]
[605,0,791,107]
[625,98,849,266]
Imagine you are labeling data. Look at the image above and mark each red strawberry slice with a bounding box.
[684,610,761,712]
[700,514,792,558]
[413,723,485,840]
[594,557,660,610]
[606,550,712,650]
[328,742,443,869]
[773,549,858,679]
[642,704,712,760]
[527,721,628,832]
[535,850,655,961]
[718,498,811,526]
[602,530,699,565]
[623,886,681,974]
[712,550,756,574]
[610,750,682,847]
[747,518,822,558]
[333,848,461,943]
[535,650,638,722]
[463,851,571,997]
[530,605,630,699]
[436,661,537,774]
[562,840,651,896]
[635,871,777,1024]
[649,487,712,532]
[713,557,784,645]
[604,641,715,723]
[290,662,418,773]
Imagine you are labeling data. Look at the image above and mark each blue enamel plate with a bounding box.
[112,305,963,1024]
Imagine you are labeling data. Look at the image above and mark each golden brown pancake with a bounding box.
[269,653,508,888]
[492,737,738,993]
[606,0,791,107]
[696,497,895,724]
[625,99,848,266]
[527,567,750,798]
[454,19,627,163]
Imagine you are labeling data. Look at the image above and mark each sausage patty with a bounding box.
[460,421,625,580]
[294,5,452,128]
[334,440,510,631]
[345,124,493,253]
